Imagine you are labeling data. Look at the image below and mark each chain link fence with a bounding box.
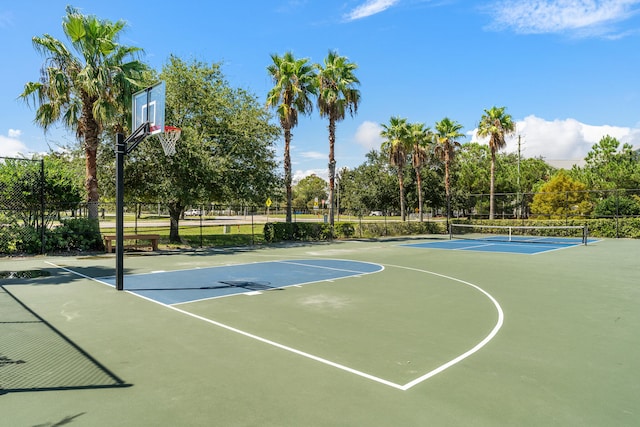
[2,155,640,255]
[0,158,47,254]
[460,189,640,221]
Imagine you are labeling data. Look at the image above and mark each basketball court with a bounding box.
[2,236,639,426]
[2,82,637,425]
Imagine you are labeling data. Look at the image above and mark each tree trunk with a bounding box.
[445,150,451,227]
[328,116,336,226]
[399,170,405,221]
[168,202,183,243]
[284,127,292,223]
[489,149,496,220]
[415,167,423,222]
[83,104,100,219]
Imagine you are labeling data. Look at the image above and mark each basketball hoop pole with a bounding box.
[115,122,150,291]
[116,80,166,291]
[115,132,126,291]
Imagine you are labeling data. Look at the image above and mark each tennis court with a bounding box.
[1,236,639,426]
[401,237,597,254]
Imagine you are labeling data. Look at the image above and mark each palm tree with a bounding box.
[477,106,516,219]
[20,6,148,219]
[434,117,464,223]
[381,116,411,221]
[409,122,432,222]
[266,52,317,223]
[316,50,360,226]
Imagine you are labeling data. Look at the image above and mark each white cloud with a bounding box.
[486,0,640,37]
[293,168,328,183]
[0,134,30,157]
[354,120,384,150]
[299,151,326,160]
[345,0,400,21]
[471,115,640,167]
[8,129,21,138]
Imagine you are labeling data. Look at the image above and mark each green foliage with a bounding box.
[118,56,280,242]
[531,170,592,218]
[339,150,399,215]
[263,222,361,242]
[334,222,355,238]
[0,225,41,254]
[266,51,318,223]
[594,194,640,217]
[263,220,446,243]
[573,135,640,190]
[451,217,640,239]
[0,218,103,254]
[21,6,149,216]
[0,156,82,229]
[293,175,328,210]
[45,218,104,252]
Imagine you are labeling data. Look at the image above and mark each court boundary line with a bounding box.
[172,260,383,305]
[44,259,503,392]
[382,263,504,389]
[401,239,583,255]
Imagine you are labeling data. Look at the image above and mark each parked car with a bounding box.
[369,211,383,216]
[185,209,202,216]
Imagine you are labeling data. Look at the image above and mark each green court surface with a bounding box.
[1,237,639,426]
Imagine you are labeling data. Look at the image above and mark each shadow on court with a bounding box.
[127,280,282,292]
[0,285,130,395]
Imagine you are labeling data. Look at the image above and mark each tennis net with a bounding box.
[449,223,588,245]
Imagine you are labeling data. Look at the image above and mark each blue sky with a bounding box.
[1,0,639,180]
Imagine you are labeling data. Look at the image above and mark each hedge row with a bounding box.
[263,220,446,243]
[263,222,356,242]
[264,217,640,243]
[0,218,104,255]
[451,218,640,239]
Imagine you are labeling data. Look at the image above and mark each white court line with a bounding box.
[383,264,504,390]
[44,260,405,390]
[45,259,503,391]
[172,259,384,305]
[453,242,495,251]
[276,259,383,275]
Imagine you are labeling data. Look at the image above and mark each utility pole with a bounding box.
[517,135,521,219]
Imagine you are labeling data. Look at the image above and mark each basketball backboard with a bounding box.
[132,81,165,135]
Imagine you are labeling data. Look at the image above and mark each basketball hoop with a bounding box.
[157,125,181,156]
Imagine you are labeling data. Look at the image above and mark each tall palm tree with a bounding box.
[20,6,148,219]
[316,50,360,226]
[477,106,516,219]
[409,122,432,222]
[381,116,411,221]
[434,117,464,223]
[266,52,317,223]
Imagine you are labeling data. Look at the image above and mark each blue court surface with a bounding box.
[99,259,383,305]
[401,238,595,254]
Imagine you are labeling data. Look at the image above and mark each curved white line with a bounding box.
[383,263,504,390]
[46,259,503,391]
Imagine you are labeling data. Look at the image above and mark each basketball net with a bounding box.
[157,125,181,156]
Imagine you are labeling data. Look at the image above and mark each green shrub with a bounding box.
[46,218,104,252]
[0,224,41,254]
[263,222,356,242]
[594,195,640,217]
[334,222,355,238]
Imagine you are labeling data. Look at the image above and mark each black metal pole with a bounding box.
[116,133,125,291]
